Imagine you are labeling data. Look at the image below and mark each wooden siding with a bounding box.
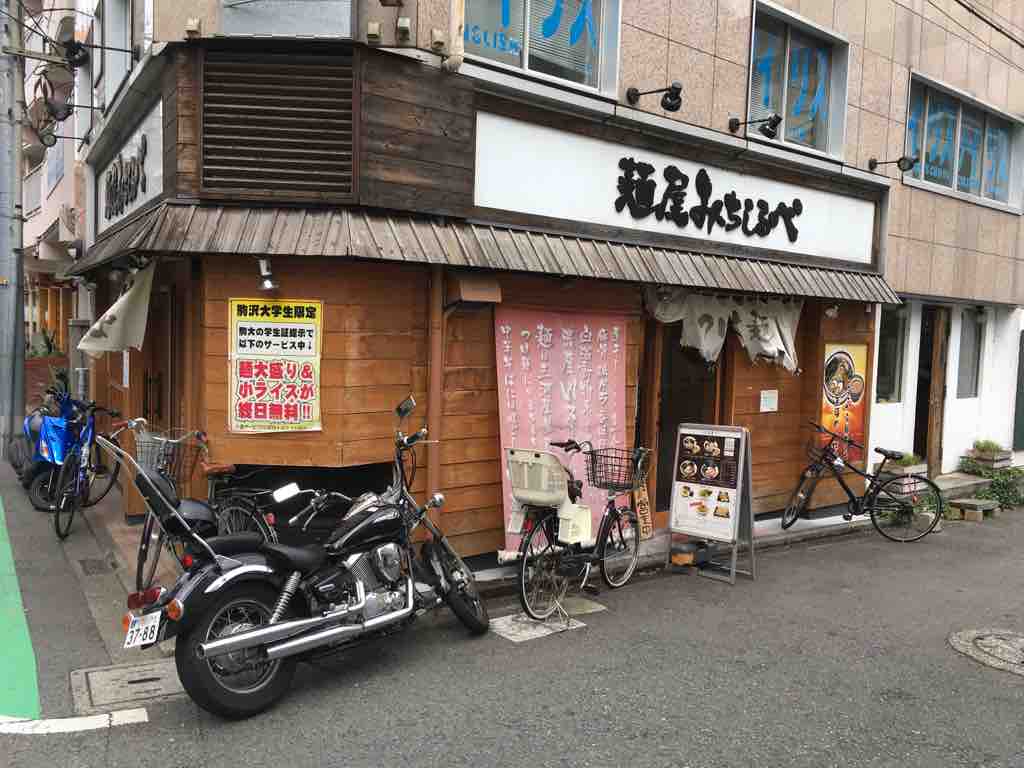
[167,47,201,199]
[358,50,474,218]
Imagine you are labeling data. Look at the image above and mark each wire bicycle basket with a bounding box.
[583,447,650,493]
[133,428,204,495]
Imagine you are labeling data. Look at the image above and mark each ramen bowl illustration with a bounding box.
[700,463,720,480]
[703,440,721,457]
[681,436,701,454]
[680,460,698,479]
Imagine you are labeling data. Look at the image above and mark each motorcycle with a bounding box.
[117,396,489,719]
[22,386,79,510]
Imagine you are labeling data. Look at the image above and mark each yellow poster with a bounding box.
[228,298,323,433]
[821,342,867,461]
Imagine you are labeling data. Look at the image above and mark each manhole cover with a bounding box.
[78,557,114,575]
[949,628,1024,676]
[70,660,183,714]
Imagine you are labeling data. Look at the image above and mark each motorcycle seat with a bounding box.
[260,543,325,574]
[203,533,266,557]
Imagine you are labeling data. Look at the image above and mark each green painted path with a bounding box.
[0,498,40,719]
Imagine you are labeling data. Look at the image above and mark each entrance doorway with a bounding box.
[143,287,176,430]
[655,323,719,510]
[913,306,949,477]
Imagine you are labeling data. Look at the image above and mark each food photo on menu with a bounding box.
[679,460,698,479]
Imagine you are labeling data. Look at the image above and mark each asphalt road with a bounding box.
[3,468,1024,767]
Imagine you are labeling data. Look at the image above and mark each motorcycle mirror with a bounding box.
[429,492,445,509]
[395,395,416,420]
[272,482,301,503]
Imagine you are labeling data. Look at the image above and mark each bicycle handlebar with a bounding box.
[809,421,864,450]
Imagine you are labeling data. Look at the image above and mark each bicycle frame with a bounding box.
[809,442,890,514]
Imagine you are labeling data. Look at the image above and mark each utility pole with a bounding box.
[0,0,25,459]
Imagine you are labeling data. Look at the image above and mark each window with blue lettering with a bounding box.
[957,107,984,196]
[984,117,1011,203]
[748,11,839,153]
[924,90,957,188]
[905,81,925,179]
[464,0,608,88]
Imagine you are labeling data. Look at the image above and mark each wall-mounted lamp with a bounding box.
[728,113,783,139]
[824,304,840,319]
[867,155,918,173]
[257,258,279,292]
[625,81,683,112]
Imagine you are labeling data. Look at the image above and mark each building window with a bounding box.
[46,137,64,194]
[102,0,132,107]
[464,0,618,91]
[906,79,1016,206]
[957,308,985,398]
[876,307,907,403]
[749,8,847,155]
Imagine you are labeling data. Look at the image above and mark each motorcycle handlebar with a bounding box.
[401,427,428,448]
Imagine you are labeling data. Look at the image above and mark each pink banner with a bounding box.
[495,307,628,550]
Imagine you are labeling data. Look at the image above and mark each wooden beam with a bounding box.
[427,265,444,508]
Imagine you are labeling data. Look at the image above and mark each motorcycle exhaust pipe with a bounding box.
[264,578,415,661]
[197,582,366,660]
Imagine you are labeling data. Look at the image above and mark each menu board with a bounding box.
[669,425,748,543]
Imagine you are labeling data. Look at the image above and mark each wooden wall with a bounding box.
[165,47,201,200]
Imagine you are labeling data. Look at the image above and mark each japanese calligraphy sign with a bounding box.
[229,298,323,433]
[820,343,867,463]
[475,112,876,265]
[495,307,628,551]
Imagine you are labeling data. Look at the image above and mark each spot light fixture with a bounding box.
[728,113,783,139]
[625,81,683,112]
[867,155,918,173]
[257,258,279,292]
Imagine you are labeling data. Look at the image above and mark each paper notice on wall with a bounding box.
[495,307,628,551]
[228,298,323,433]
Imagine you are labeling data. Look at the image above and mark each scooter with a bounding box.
[23,387,79,510]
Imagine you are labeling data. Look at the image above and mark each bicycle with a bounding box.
[512,440,650,621]
[781,422,943,543]
[52,402,127,539]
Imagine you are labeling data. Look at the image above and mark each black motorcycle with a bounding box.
[120,396,488,719]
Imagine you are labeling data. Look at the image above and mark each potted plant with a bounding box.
[964,439,1012,471]
[874,452,928,493]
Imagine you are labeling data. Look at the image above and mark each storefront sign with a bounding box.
[634,484,653,540]
[669,425,748,543]
[475,112,876,264]
[821,343,867,461]
[228,298,323,433]
[495,307,627,550]
[760,389,779,413]
[96,101,163,234]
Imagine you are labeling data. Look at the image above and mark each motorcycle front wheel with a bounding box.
[434,540,489,634]
[175,583,296,719]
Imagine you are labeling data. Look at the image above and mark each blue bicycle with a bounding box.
[53,401,124,539]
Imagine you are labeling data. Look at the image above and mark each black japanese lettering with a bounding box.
[653,165,689,227]
[723,192,743,232]
[615,157,658,219]
[688,170,726,235]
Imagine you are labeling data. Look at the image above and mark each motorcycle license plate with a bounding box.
[123,612,161,649]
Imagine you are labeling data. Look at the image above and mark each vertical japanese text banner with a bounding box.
[229,298,323,433]
[495,307,628,551]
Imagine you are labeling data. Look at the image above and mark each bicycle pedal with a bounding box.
[842,513,853,521]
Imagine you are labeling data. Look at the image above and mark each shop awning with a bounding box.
[66,203,900,303]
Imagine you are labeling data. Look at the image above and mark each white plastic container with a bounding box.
[507,448,568,508]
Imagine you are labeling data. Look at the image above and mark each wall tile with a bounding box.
[845,104,862,163]
[932,194,959,246]
[886,235,908,291]
[922,0,947,30]
[716,0,752,67]
[668,43,714,127]
[711,58,749,133]
[978,206,1000,254]
[966,45,990,101]
[930,244,956,295]
[956,204,980,250]
[1014,260,1024,305]
[669,0,718,54]
[835,0,867,47]
[988,58,1009,110]
[944,32,968,90]
[992,28,1013,62]
[974,252,997,301]
[994,0,1011,20]
[894,0,923,15]
[893,6,922,67]
[800,0,836,27]
[857,109,889,168]
[860,50,892,116]
[619,24,669,104]
[888,181,910,236]
[1009,64,1024,118]
[994,257,1014,304]
[969,12,992,48]
[885,118,906,179]
[624,0,671,38]
[905,238,934,293]
[865,0,896,56]
[890,64,909,122]
[947,1,973,34]
[993,209,1015,259]
[908,187,936,241]
[847,43,864,108]
[920,19,946,80]
[953,248,978,300]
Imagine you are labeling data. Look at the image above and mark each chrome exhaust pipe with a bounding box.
[265,578,415,661]
[197,582,366,660]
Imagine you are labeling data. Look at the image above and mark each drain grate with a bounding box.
[78,557,115,576]
[70,659,183,714]
[949,628,1024,676]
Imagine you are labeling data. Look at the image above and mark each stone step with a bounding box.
[948,498,1000,522]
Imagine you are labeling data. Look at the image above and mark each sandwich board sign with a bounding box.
[669,423,755,584]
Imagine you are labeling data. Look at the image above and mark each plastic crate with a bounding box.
[507,448,568,507]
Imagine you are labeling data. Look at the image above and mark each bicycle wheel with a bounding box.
[136,513,167,592]
[53,454,81,540]
[869,475,943,543]
[214,495,276,542]
[599,508,641,588]
[781,467,819,530]
[28,467,58,511]
[517,512,570,621]
[84,435,121,508]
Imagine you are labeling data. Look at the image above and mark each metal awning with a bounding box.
[66,203,900,303]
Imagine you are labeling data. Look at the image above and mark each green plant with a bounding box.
[972,439,1005,455]
[894,453,924,467]
[959,457,987,476]
[956,458,1024,509]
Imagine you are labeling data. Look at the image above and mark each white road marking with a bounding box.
[0,707,148,734]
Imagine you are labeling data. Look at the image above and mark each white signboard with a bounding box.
[669,424,749,544]
[475,112,875,265]
[96,101,163,235]
[760,389,779,412]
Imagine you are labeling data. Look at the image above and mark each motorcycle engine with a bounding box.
[310,545,407,619]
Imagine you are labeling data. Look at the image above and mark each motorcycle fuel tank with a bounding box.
[327,504,404,553]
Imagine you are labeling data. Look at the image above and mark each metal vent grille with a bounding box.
[202,51,355,200]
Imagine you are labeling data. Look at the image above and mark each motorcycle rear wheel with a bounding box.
[28,468,58,511]
[176,584,296,719]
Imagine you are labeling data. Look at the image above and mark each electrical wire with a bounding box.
[16,0,53,47]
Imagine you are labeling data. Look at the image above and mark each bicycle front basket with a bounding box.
[133,429,203,494]
[583,447,650,493]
